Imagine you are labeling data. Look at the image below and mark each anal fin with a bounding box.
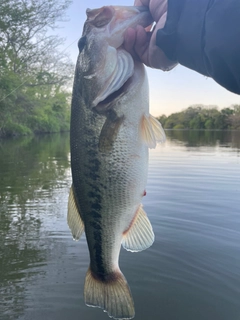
[122,205,154,252]
[67,185,84,240]
[140,113,166,149]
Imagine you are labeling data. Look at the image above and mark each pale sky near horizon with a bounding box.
[57,0,239,117]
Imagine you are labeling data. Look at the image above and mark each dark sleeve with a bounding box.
[156,0,240,94]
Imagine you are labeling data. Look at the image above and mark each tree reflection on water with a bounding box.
[0,133,70,318]
[0,130,240,319]
[166,130,240,150]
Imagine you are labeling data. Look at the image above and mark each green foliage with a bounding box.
[158,105,240,130]
[4,121,32,136]
[173,124,185,129]
[0,0,73,138]
[157,114,167,127]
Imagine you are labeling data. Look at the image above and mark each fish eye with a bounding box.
[78,36,87,52]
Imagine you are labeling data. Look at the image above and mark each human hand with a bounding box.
[124,0,177,70]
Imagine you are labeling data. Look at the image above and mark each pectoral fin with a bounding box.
[99,112,124,152]
[67,185,84,240]
[122,205,154,252]
[140,113,166,149]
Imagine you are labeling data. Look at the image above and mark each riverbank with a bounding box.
[158,105,240,130]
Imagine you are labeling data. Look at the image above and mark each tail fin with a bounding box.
[84,268,135,319]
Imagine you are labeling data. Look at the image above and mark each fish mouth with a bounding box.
[86,6,153,48]
[107,6,153,48]
[89,6,152,113]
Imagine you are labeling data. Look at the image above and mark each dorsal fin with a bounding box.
[140,113,166,149]
[67,185,84,240]
[122,205,154,252]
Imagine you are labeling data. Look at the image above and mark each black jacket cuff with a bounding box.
[156,0,240,94]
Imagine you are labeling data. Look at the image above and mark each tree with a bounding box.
[157,104,240,130]
[0,0,71,72]
[157,114,167,127]
[228,105,240,129]
[0,0,74,137]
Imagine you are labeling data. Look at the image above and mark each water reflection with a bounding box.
[0,133,71,319]
[0,131,240,320]
[166,130,240,150]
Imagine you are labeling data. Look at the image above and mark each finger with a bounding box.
[124,27,136,52]
[148,13,177,70]
[150,1,168,22]
[156,11,167,29]
[133,25,152,66]
[123,28,141,61]
[145,23,154,32]
[134,0,150,6]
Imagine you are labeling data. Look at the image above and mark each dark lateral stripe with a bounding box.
[88,171,100,181]
[89,196,105,275]
[91,210,101,219]
[91,202,102,211]
[88,191,101,202]
[91,210,102,221]
[90,228,105,276]
[90,220,101,230]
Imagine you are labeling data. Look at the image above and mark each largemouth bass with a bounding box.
[68,5,165,320]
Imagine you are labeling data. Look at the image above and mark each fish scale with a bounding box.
[68,5,165,320]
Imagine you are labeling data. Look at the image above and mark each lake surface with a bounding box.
[0,131,240,320]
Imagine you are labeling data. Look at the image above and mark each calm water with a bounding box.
[0,131,240,320]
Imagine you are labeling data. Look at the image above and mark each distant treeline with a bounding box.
[157,105,240,130]
[0,0,73,138]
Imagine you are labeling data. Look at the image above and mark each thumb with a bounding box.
[148,12,177,70]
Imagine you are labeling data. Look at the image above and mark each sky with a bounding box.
[56,0,240,117]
